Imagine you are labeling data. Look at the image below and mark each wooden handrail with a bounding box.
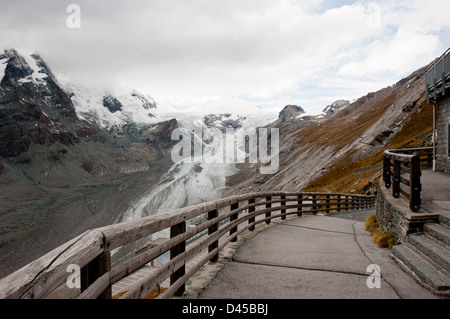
[383,147,433,212]
[0,192,376,300]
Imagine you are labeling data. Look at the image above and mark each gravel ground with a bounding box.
[0,160,172,279]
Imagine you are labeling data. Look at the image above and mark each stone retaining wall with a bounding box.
[376,181,439,243]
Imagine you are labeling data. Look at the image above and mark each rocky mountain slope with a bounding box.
[0,49,278,277]
[0,49,181,277]
[0,47,437,278]
[225,61,435,197]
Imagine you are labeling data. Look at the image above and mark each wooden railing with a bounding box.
[0,191,375,299]
[383,147,433,212]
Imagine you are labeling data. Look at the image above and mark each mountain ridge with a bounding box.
[224,61,434,196]
[0,49,183,277]
[0,47,437,279]
[0,48,279,277]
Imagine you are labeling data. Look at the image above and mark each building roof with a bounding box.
[426,48,450,102]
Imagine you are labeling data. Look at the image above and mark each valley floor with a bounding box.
[0,157,173,278]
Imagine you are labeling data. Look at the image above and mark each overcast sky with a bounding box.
[1,0,450,113]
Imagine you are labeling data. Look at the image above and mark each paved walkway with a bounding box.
[111,169,450,300]
[421,169,450,216]
[196,209,446,299]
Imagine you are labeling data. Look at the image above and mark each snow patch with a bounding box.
[0,57,7,82]
[182,96,263,116]
[63,82,172,129]
[22,53,48,81]
[64,80,279,131]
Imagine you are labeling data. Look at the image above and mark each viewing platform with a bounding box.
[0,192,380,299]
[379,148,449,240]
[196,209,441,299]
[421,169,450,216]
[0,169,447,298]
[377,168,450,242]
[378,147,450,296]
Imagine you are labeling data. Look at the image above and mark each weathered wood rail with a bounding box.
[383,147,433,212]
[0,191,375,299]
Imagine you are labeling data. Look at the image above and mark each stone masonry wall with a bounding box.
[436,97,450,174]
[376,181,440,243]
[377,182,410,243]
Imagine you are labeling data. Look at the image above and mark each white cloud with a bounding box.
[0,0,449,113]
[333,0,449,108]
[338,31,440,78]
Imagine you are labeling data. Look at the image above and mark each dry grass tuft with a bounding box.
[365,214,397,250]
[365,214,379,233]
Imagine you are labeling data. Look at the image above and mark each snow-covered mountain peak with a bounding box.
[1,48,276,131]
[181,96,264,116]
[0,49,55,86]
[66,82,279,130]
[64,82,162,129]
[322,99,350,118]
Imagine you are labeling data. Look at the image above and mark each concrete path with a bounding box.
[421,169,450,215]
[198,209,445,299]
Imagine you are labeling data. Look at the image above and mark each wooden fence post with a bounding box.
[281,195,286,220]
[248,198,256,231]
[428,152,433,166]
[208,209,219,262]
[383,155,391,188]
[312,195,317,215]
[170,221,186,297]
[230,202,239,242]
[297,195,303,217]
[410,156,421,212]
[326,195,330,214]
[80,252,112,299]
[392,160,401,198]
[265,196,272,224]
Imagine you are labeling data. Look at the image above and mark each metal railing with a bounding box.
[0,191,375,299]
[383,147,433,212]
[426,47,450,102]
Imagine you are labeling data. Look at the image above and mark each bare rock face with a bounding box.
[0,49,182,185]
[0,49,173,169]
[0,50,179,278]
[103,94,123,113]
[203,113,243,131]
[0,50,82,158]
[225,61,435,197]
[322,100,350,118]
[0,49,34,82]
[141,118,179,157]
[131,90,156,110]
[278,105,305,122]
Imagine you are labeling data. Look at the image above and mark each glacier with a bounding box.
[117,104,279,241]
[66,83,279,241]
